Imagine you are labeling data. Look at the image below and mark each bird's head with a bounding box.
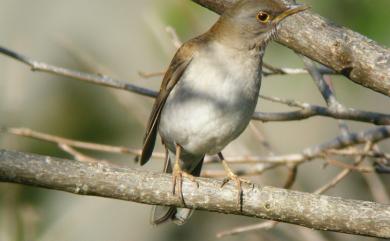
[211,0,308,50]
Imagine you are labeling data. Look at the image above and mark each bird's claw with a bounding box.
[221,172,251,207]
[172,165,199,205]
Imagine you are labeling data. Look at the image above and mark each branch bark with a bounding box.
[0,149,389,238]
[191,0,390,96]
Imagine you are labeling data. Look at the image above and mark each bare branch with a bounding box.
[191,0,390,96]
[0,149,389,238]
[4,126,388,170]
[262,62,335,76]
[217,220,278,238]
[283,164,298,189]
[58,144,99,163]
[138,70,166,79]
[165,26,183,49]
[0,46,158,98]
[1,46,388,125]
[57,144,113,165]
[324,159,372,173]
[2,127,166,160]
[314,142,373,194]
[362,172,390,204]
[301,56,352,137]
[256,95,390,125]
[203,126,390,164]
[302,56,341,108]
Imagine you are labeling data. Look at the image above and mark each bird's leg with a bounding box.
[172,144,199,204]
[219,152,251,207]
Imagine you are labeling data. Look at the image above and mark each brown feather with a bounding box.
[140,39,203,165]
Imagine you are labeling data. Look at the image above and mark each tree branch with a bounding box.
[205,125,390,164]
[0,46,157,98]
[5,126,389,167]
[301,55,351,134]
[0,46,389,125]
[0,149,389,238]
[314,142,373,194]
[3,127,165,159]
[191,0,390,96]
[253,106,390,125]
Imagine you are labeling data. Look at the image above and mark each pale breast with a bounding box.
[159,41,262,156]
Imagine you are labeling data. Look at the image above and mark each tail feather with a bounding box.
[150,206,176,225]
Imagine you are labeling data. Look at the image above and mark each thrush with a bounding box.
[140,0,308,225]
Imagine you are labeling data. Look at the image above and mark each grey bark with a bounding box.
[191,0,390,96]
[0,149,389,238]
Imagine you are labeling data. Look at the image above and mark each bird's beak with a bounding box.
[273,4,309,24]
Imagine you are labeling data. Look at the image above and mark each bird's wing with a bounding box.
[140,41,198,165]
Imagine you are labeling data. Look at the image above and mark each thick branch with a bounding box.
[0,150,389,238]
[191,0,390,96]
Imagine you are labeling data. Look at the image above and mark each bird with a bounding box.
[140,0,308,225]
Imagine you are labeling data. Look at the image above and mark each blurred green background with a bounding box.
[0,0,389,241]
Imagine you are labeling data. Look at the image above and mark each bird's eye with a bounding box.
[256,11,270,23]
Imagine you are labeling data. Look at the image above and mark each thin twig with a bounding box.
[302,56,351,135]
[262,62,335,76]
[204,125,390,164]
[217,220,278,238]
[249,123,274,154]
[0,46,158,98]
[253,109,390,124]
[58,144,101,163]
[3,127,165,159]
[325,159,373,173]
[283,164,299,189]
[325,148,389,159]
[258,95,390,124]
[260,95,307,109]
[138,71,166,79]
[314,142,373,194]
[362,172,390,204]
[302,57,340,108]
[4,126,389,170]
[165,26,183,49]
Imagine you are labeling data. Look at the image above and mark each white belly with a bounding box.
[159,42,262,156]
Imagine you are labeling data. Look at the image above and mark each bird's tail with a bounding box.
[150,152,204,225]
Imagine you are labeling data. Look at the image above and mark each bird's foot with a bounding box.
[221,169,252,207]
[172,163,199,205]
